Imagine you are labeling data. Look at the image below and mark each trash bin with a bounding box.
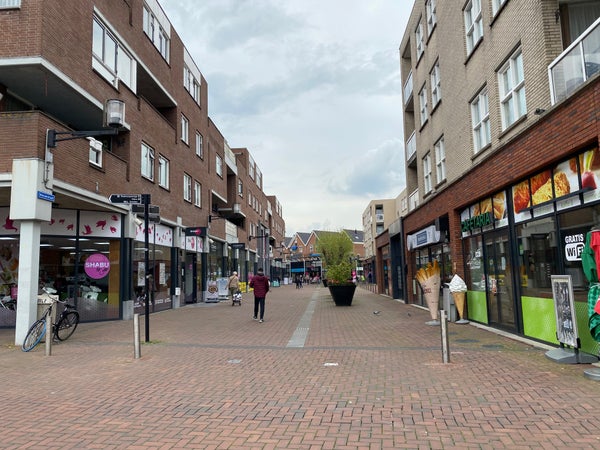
[37,294,57,324]
[442,285,457,322]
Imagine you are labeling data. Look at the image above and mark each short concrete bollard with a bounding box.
[440,310,450,364]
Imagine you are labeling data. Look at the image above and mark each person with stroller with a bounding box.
[250,267,269,323]
[227,271,240,302]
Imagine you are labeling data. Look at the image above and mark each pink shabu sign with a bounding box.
[84,253,110,279]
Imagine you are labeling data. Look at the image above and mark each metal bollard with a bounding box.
[133,313,141,359]
[45,311,52,356]
[440,310,450,364]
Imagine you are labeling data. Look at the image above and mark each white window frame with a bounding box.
[216,154,223,178]
[141,142,155,181]
[464,0,483,55]
[88,138,103,168]
[195,131,203,158]
[158,155,169,189]
[238,179,244,197]
[426,0,437,36]
[183,173,192,202]
[471,87,491,153]
[181,114,189,144]
[492,0,508,16]
[418,84,428,126]
[184,65,201,104]
[498,48,526,130]
[434,137,446,183]
[415,21,424,60]
[430,60,441,107]
[423,153,432,194]
[194,181,201,207]
[143,4,170,62]
[92,16,136,90]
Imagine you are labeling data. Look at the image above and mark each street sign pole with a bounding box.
[142,193,151,342]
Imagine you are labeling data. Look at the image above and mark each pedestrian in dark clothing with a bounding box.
[250,267,270,322]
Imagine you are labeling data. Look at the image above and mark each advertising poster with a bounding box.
[551,275,579,348]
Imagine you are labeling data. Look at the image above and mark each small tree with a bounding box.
[316,230,354,285]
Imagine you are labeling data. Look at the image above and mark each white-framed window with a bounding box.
[184,65,201,104]
[195,131,203,158]
[418,84,428,126]
[216,154,223,177]
[415,21,424,60]
[492,0,508,16]
[181,114,189,144]
[158,155,169,189]
[88,138,103,167]
[238,179,243,197]
[498,48,526,130]
[423,153,432,194]
[471,87,491,152]
[143,4,170,62]
[141,142,155,180]
[430,60,441,107]
[92,16,136,90]
[464,0,483,55]
[0,1,21,8]
[256,168,262,189]
[183,173,192,202]
[194,181,201,207]
[434,137,446,183]
[426,0,437,36]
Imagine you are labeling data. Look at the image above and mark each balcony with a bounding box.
[406,130,416,164]
[375,213,384,223]
[403,70,413,107]
[408,189,420,212]
[549,17,600,105]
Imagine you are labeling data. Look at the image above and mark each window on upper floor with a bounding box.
[423,153,432,194]
[426,0,437,36]
[141,142,155,181]
[0,0,21,8]
[184,65,201,105]
[415,21,424,60]
[88,138,103,168]
[183,173,192,203]
[418,84,428,127]
[471,87,491,153]
[181,114,189,144]
[194,181,201,207]
[216,154,223,178]
[498,47,526,130]
[464,0,483,55]
[238,179,244,197]
[143,3,170,62]
[492,0,508,17]
[434,136,446,183]
[92,16,136,90]
[195,131,203,158]
[158,155,169,189]
[430,60,441,107]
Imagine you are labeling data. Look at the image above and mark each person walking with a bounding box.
[250,267,269,323]
[227,271,239,301]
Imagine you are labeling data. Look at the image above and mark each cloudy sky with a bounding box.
[160,1,413,235]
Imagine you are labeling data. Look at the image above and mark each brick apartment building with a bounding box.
[400,0,600,355]
[0,0,284,344]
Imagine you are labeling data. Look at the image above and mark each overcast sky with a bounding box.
[160,1,413,236]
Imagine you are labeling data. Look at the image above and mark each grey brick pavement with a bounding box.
[1,284,599,449]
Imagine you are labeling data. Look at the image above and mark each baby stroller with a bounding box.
[232,290,242,306]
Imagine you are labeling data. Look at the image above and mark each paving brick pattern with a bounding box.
[1,285,599,449]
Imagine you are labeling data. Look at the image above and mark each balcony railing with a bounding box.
[549,17,600,105]
[406,130,416,161]
[408,189,420,212]
[403,70,413,106]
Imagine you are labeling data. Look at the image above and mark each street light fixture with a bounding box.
[46,99,125,148]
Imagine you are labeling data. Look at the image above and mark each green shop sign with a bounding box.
[461,211,493,233]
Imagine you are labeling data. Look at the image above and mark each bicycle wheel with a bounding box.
[22,319,46,352]
[54,310,79,341]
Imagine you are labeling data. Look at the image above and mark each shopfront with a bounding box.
[0,208,123,327]
[461,146,600,355]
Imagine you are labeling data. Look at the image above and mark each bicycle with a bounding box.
[21,287,80,352]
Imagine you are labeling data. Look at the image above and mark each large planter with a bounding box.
[328,284,356,306]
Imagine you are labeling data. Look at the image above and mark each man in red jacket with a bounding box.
[250,267,270,323]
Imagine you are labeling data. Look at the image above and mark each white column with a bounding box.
[15,221,42,345]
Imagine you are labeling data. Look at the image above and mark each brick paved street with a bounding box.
[1,284,599,449]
